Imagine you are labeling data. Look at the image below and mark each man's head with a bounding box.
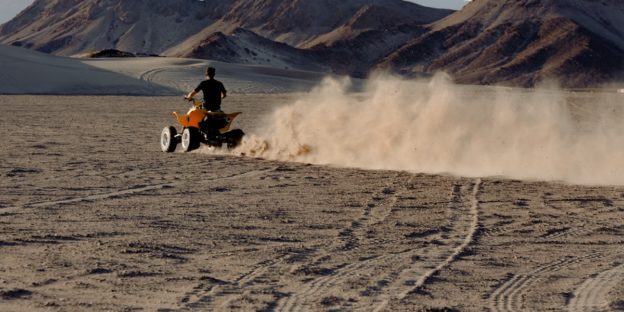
[206,67,216,79]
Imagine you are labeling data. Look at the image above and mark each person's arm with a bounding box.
[221,83,227,99]
[186,81,203,99]
[185,90,197,99]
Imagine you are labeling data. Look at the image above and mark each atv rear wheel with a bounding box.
[224,129,245,149]
[160,126,178,153]
[181,127,200,152]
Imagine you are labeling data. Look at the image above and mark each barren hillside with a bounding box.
[379,0,624,87]
[2,0,622,87]
[0,0,451,73]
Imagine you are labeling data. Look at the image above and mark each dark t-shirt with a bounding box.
[194,79,226,111]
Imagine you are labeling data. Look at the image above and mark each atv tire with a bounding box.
[181,127,201,152]
[161,126,178,153]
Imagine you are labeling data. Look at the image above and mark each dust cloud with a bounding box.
[235,73,624,185]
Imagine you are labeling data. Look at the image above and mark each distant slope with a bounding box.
[0,44,176,95]
[379,0,624,87]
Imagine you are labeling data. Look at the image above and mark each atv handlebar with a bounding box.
[183,97,202,108]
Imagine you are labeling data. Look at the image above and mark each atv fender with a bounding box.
[172,109,206,128]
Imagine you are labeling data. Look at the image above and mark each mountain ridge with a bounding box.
[1,0,623,87]
[380,0,624,87]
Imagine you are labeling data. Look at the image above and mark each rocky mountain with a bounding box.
[0,0,231,55]
[176,27,328,72]
[165,0,448,74]
[0,0,451,73]
[217,0,451,48]
[2,0,622,87]
[379,0,624,87]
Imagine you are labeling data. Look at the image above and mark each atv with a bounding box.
[160,98,245,153]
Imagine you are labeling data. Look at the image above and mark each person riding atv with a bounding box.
[185,66,226,112]
[160,67,244,152]
[160,98,244,153]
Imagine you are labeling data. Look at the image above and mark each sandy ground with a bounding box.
[1,95,623,312]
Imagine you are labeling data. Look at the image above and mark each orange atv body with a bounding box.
[172,109,241,133]
[160,98,245,152]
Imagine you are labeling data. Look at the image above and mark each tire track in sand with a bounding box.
[179,254,290,311]
[538,197,615,242]
[0,167,278,215]
[139,68,165,82]
[275,178,481,312]
[372,179,481,312]
[139,66,196,91]
[273,174,408,312]
[0,184,175,214]
[568,261,624,312]
[488,253,602,312]
[335,173,408,252]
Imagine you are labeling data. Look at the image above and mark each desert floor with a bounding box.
[1,95,623,312]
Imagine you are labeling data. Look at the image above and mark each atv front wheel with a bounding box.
[181,127,200,152]
[160,126,178,153]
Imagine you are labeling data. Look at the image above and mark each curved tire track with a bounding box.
[488,254,602,312]
[0,184,174,214]
[179,254,289,311]
[1,168,278,215]
[139,66,197,91]
[335,173,407,252]
[274,174,408,312]
[373,178,481,312]
[139,67,166,82]
[275,178,481,312]
[568,261,624,312]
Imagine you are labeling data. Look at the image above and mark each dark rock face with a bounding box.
[379,0,624,87]
[88,49,136,58]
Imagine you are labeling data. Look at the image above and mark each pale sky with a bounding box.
[0,0,35,25]
[408,0,469,10]
[0,0,468,25]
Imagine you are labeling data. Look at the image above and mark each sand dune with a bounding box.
[83,56,330,94]
[0,44,177,95]
[0,44,330,95]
